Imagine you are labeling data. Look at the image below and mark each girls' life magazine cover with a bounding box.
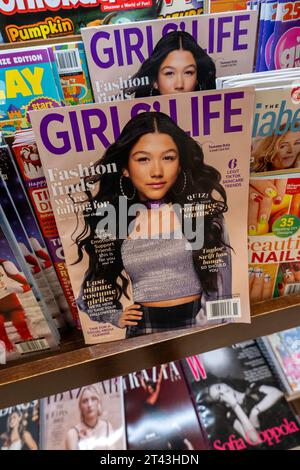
[182,340,300,450]
[81,11,258,103]
[41,379,125,450]
[0,401,40,450]
[123,362,207,450]
[30,89,254,345]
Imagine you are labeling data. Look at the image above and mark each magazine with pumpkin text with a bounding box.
[30,88,254,344]
[0,1,161,44]
[81,10,258,103]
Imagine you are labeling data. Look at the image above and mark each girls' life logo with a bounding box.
[274,27,300,69]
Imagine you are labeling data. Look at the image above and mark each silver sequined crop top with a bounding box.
[121,237,202,303]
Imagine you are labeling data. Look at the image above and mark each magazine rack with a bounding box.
[0,38,300,419]
[1,294,300,408]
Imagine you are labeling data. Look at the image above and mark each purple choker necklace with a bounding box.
[145,198,166,209]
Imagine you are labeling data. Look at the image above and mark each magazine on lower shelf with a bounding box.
[40,379,125,450]
[123,362,207,450]
[0,401,40,450]
[258,327,300,398]
[181,340,300,450]
[30,88,254,344]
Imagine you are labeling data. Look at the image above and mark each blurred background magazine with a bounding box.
[0,401,40,450]
[0,143,70,326]
[40,378,125,450]
[0,210,59,362]
[123,362,207,450]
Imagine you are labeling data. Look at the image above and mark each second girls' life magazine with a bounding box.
[30,89,255,344]
[81,10,258,103]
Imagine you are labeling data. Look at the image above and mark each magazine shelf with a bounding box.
[0,294,300,408]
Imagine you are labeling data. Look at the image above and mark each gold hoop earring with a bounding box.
[120,175,136,200]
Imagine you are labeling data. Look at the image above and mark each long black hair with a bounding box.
[75,111,229,314]
[125,30,216,98]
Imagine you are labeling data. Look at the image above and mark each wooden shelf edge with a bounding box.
[0,295,300,408]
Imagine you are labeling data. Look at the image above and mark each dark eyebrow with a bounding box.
[131,148,178,158]
[130,151,151,158]
[160,64,196,72]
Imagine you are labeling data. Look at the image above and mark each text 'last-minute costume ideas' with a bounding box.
[30,89,254,344]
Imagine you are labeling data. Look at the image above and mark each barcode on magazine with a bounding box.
[54,49,82,74]
[206,298,241,320]
[284,283,300,295]
[15,338,50,355]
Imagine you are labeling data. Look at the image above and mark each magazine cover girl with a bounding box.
[30,89,254,344]
[81,11,258,103]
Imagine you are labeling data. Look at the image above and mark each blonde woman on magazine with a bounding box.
[65,386,115,451]
[251,123,300,172]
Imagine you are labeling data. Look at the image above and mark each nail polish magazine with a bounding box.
[248,174,300,302]
[30,88,254,344]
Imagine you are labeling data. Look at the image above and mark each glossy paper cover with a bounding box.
[0,1,161,43]
[81,11,258,103]
[182,341,300,450]
[0,401,40,450]
[123,362,207,450]
[41,379,125,450]
[30,89,254,344]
